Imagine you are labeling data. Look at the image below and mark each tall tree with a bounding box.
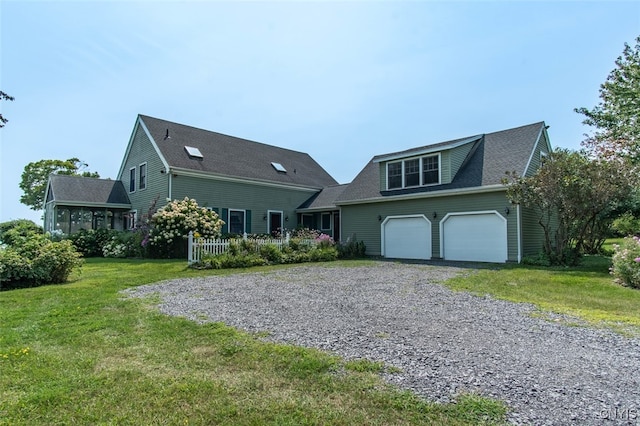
[0,90,15,128]
[19,158,100,211]
[504,149,634,264]
[575,36,640,164]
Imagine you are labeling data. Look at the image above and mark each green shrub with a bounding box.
[67,228,118,257]
[199,252,267,269]
[0,234,83,289]
[610,236,640,289]
[259,244,283,263]
[0,219,43,246]
[308,246,338,262]
[337,239,366,259]
[612,212,640,237]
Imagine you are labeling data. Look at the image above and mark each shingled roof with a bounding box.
[46,174,131,207]
[138,115,338,189]
[297,184,348,211]
[336,121,547,203]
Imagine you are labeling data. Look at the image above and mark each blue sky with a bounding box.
[1,1,638,225]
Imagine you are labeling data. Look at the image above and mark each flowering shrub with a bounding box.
[610,236,640,289]
[149,197,224,258]
[102,239,128,258]
[315,233,334,248]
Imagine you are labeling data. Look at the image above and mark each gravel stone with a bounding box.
[124,262,640,425]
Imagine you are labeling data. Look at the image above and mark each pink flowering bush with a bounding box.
[149,197,224,258]
[610,236,640,289]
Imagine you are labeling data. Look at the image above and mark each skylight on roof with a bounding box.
[271,162,287,173]
[184,146,203,158]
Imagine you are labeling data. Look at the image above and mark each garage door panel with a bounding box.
[443,213,507,263]
[383,216,431,260]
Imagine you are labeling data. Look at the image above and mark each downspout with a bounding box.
[168,170,173,201]
[516,204,522,263]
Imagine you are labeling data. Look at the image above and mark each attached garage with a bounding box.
[441,212,507,263]
[382,215,432,260]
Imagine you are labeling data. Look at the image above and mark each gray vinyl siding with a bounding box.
[520,204,559,258]
[520,205,545,256]
[524,131,550,177]
[341,190,518,261]
[448,141,475,178]
[171,175,318,234]
[118,124,169,217]
[439,151,451,184]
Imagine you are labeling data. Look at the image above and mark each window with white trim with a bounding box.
[126,210,137,230]
[229,209,245,234]
[386,154,440,189]
[139,163,147,190]
[388,162,402,189]
[129,167,136,192]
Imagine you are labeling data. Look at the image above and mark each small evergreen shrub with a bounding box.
[610,236,640,289]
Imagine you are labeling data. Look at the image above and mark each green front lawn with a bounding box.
[2,252,638,425]
[444,254,640,335]
[0,259,505,425]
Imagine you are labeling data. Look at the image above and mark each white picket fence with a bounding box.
[187,231,316,265]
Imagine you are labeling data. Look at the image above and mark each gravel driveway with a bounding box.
[125,262,640,425]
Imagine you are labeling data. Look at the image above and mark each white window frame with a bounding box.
[127,210,137,230]
[228,209,246,235]
[267,210,283,234]
[386,153,441,190]
[139,162,147,191]
[129,167,136,193]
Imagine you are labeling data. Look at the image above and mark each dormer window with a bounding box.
[387,154,440,190]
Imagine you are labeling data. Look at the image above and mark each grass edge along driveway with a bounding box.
[3,254,639,424]
[1,258,505,426]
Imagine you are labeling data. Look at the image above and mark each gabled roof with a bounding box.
[133,115,338,189]
[336,121,547,204]
[297,184,348,212]
[46,174,131,207]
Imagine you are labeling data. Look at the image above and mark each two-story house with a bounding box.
[44,116,551,263]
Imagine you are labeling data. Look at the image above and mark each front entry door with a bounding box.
[269,212,282,236]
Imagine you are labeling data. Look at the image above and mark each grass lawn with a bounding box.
[443,248,640,336]
[1,258,506,425]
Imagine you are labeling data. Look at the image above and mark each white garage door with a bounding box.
[442,212,507,263]
[383,216,431,260]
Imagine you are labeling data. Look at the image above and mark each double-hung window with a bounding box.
[229,209,245,234]
[129,167,136,192]
[388,162,403,189]
[387,154,440,189]
[139,163,147,190]
[422,155,439,185]
[404,159,420,187]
